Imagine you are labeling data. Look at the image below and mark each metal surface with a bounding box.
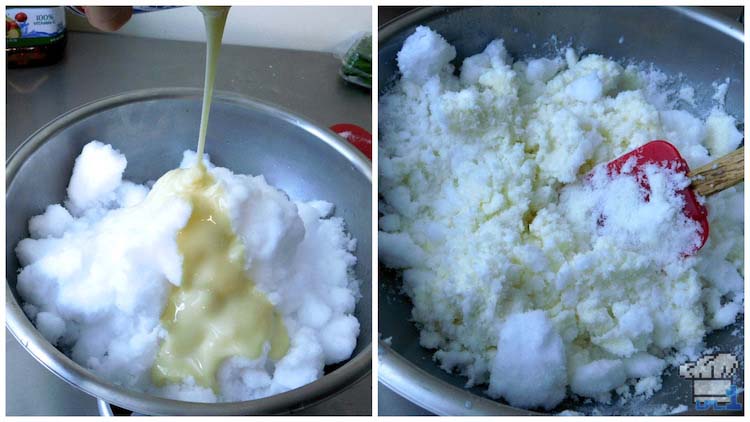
[98,400,116,417]
[6,32,371,155]
[378,6,744,416]
[6,32,371,416]
[6,87,372,416]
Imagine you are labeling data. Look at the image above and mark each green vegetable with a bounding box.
[340,34,371,89]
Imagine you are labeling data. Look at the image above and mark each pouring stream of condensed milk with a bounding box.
[195,6,227,159]
[150,6,290,391]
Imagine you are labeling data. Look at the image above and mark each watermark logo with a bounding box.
[679,352,742,411]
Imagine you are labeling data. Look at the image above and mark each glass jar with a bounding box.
[6,6,66,68]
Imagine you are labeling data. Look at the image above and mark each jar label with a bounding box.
[6,7,66,47]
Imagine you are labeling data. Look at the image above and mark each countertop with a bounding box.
[6,31,371,416]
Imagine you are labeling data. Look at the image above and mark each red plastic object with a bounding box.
[330,123,372,160]
[606,140,709,254]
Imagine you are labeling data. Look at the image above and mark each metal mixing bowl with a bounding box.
[6,88,372,415]
[378,6,743,415]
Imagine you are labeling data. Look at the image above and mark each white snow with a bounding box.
[379,26,744,412]
[16,142,361,403]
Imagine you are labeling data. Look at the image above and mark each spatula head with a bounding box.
[606,140,709,254]
[330,123,372,160]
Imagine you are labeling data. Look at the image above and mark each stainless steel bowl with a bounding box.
[6,88,372,415]
[378,6,743,415]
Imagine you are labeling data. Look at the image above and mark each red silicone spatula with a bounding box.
[606,140,744,254]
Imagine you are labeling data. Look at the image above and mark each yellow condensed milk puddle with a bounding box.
[150,166,289,391]
[149,6,289,392]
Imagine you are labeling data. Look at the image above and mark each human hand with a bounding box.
[82,6,133,32]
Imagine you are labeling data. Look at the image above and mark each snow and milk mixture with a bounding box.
[379,27,743,411]
[16,141,360,402]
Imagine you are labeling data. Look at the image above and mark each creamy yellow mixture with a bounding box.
[150,6,289,391]
[150,166,289,390]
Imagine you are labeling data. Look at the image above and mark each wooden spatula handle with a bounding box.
[688,147,744,197]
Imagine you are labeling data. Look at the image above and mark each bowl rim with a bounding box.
[377,5,743,416]
[378,5,744,42]
[6,87,372,416]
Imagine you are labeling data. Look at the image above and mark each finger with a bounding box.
[83,6,133,32]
